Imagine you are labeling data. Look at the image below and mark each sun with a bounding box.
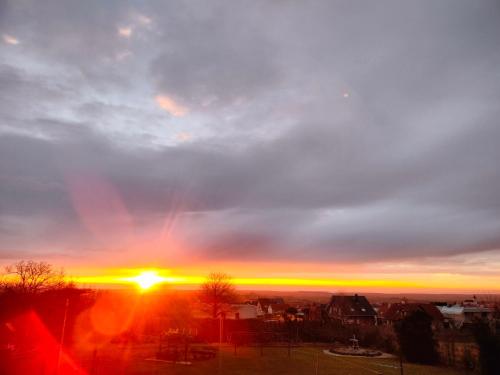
[132,271,164,291]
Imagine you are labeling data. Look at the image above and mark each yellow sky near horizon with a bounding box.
[66,265,500,294]
[4,255,500,294]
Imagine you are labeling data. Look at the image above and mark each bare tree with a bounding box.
[199,272,237,318]
[1,260,72,294]
[160,293,194,329]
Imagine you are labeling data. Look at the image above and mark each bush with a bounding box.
[395,310,439,364]
[474,322,500,375]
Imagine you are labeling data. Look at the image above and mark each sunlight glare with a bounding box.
[132,271,164,290]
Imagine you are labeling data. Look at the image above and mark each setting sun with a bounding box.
[131,271,164,291]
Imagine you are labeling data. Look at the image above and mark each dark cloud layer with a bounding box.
[1,0,500,265]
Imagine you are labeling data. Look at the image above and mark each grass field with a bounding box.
[78,343,468,375]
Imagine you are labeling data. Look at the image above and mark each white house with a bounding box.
[227,304,258,320]
[438,304,494,328]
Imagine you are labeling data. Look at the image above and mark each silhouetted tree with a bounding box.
[474,321,500,374]
[160,293,194,329]
[395,309,439,364]
[199,272,236,318]
[1,260,73,294]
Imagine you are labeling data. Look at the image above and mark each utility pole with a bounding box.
[395,320,404,375]
[219,312,225,345]
[56,298,69,375]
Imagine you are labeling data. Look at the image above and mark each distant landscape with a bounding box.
[2,263,500,374]
[2,0,500,374]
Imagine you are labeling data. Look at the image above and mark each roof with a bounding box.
[258,297,284,305]
[375,303,391,317]
[328,295,377,317]
[438,305,464,315]
[230,304,258,312]
[463,306,494,313]
[439,305,494,315]
[385,303,444,321]
[257,297,285,311]
[269,303,289,313]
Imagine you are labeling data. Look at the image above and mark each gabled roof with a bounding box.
[257,297,284,310]
[385,303,444,321]
[328,295,376,317]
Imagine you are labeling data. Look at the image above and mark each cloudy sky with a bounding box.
[1,0,500,291]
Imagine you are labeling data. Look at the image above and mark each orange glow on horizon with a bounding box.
[68,267,500,293]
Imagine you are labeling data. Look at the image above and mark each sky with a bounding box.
[1,0,500,292]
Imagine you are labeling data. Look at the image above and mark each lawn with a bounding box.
[77,343,469,375]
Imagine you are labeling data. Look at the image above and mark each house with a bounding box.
[268,303,289,316]
[438,305,465,329]
[438,304,494,329]
[327,294,377,325]
[383,302,444,330]
[261,303,290,321]
[227,304,258,320]
[463,298,495,323]
[256,297,285,317]
[312,303,330,322]
[372,302,391,325]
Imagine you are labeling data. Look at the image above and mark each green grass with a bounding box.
[79,343,468,375]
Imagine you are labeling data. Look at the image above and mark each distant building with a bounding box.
[327,294,377,325]
[226,304,258,320]
[438,304,494,329]
[299,303,327,321]
[268,303,289,316]
[256,297,285,317]
[436,330,480,369]
[383,302,444,330]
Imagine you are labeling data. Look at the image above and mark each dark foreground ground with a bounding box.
[72,343,468,375]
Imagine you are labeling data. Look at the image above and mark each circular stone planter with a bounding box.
[329,347,382,357]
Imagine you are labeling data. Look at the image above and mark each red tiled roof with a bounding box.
[384,303,444,321]
[328,295,377,317]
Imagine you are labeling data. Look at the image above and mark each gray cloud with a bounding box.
[1,0,500,267]
[150,1,284,110]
